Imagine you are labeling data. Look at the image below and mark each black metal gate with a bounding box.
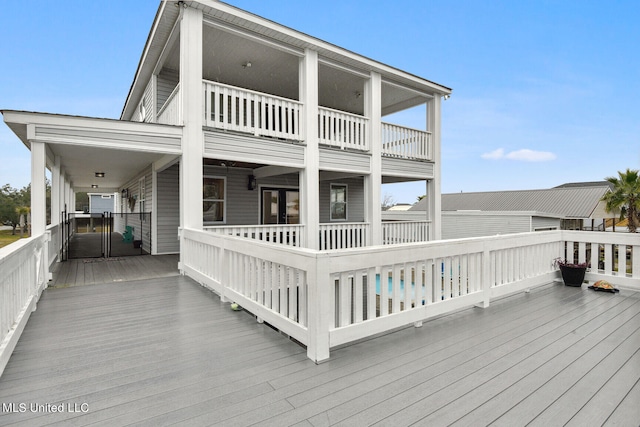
[60,210,150,260]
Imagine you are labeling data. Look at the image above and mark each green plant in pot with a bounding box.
[553,257,589,287]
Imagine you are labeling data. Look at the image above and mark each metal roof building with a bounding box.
[411,185,612,220]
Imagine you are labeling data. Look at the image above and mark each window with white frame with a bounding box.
[330,184,347,221]
[203,176,226,224]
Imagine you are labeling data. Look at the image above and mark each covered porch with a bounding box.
[0,269,638,425]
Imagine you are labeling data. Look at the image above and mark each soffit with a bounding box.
[125,0,447,118]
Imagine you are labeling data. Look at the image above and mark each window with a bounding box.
[203,176,226,223]
[330,184,347,221]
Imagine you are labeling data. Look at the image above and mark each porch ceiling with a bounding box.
[2,110,182,193]
[132,1,439,119]
[50,144,168,193]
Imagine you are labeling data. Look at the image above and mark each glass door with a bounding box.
[261,188,299,224]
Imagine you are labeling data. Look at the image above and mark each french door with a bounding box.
[261,188,299,225]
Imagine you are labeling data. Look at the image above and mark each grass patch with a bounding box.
[0,229,28,249]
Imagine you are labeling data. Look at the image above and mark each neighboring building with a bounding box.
[88,193,116,214]
[2,0,449,255]
[406,184,612,239]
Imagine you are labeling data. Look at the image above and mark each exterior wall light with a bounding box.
[248,175,257,190]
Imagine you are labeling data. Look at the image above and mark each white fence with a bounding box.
[157,84,181,125]
[562,230,640,288]
[204,80,302,141]
[382,221,430,244]
[318,107,368,151]
[205,224,304,247]
[381,122,432,161]
[0,234,48,377]
[181,228,640,363]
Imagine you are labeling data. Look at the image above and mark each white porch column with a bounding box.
[300,49,319,250]
[426,96,442,240]
[365,72,382,246]
[179,5,203,230]
[29,137,46,237]
[51,155,61,225]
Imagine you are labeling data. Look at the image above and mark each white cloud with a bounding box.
[481,148,505,160]
[481,148,556,162]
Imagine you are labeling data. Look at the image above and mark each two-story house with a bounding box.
[3,0,449,260]
[3,2,639,396]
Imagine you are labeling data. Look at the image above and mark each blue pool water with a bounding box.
[375,274,416,299]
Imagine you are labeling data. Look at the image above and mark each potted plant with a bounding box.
[553,257,588,287]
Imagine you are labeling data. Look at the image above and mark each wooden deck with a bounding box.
[1,272,639,426]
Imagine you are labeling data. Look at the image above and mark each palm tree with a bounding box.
[601,168,640,233]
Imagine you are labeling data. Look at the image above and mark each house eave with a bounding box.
[121,0,452,121]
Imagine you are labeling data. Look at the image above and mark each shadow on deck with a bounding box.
[1,272,639,425]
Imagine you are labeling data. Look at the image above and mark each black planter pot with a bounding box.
[560,265,586,287]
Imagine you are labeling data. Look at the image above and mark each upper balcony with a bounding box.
[153,79,433,162]
[133,15,438,163]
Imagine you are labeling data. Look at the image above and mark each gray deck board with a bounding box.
[0,268,638,426]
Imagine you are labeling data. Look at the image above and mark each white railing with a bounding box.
[562,230,640,289]
[319,223,370,250]
[0,234,48,377]
[381,122,432,161]
[157,84,181,125]
[204,80,302,140]
[46,223,60,269]
[318,107,368,151]
[382,221,430,244]
[181,228,313,349]
[205,224,305,247]
[177,229,640,363]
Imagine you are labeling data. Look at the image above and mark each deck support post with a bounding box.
[365,72,382,246]
[426,96,442,241]
[29,136,46,237]
[179,5,204,231]
[475,247,491,308]
[307,253,331,363]
[300,49,319,250]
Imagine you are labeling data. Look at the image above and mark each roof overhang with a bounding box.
[1,110,182,193]
[122,0,451,120]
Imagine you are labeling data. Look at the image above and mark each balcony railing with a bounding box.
[319,222,370,250]
[318,107,368,151]
[205,224,304,247]
[203,81,303,141]
[157,84,181,125]
[179,229,640,362]
[382,122,432,161]
[382,220,430,244]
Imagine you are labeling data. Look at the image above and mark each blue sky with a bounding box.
[1,0,638,204]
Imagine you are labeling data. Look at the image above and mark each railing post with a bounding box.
[476,246,491,308]
[307,252,330,363]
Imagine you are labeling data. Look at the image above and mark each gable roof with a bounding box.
[411,185,611,219]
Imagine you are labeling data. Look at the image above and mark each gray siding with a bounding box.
[382,157,434,179]
[116,167,153,251]
[204,132,305,168]
[157,68,179,112]
[319,149,370,173]
[442,212,531,240]
[532,216,561,231]
[202,167,364,225]
[204,166,299,225]
[156,164,180,253]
